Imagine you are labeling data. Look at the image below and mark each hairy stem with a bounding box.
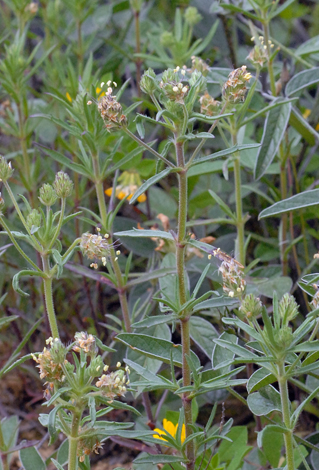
[175,140,194,470]
[231,123,245,266]
[68,410,81,470]
[278,362,294,470]
[42,255,60,339]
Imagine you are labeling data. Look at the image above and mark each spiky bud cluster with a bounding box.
[0,156,13,182]
[160,31,175,48]
[98,88,127,132]
[80,232,112,263]
[96,367,129,401]
[184,6,202,26]
[32,338,67,384]
[191,56,210,77]
[140,68,158,95]
[39,183,58,207]
[53,171,73,198]
[77,436,103,463]
[160,69,189,103]
[26,209,42,230]
[222,66,252,103]
[215,249,246,298]
[247,45,268,68]
[73,331,98,355]
[200,92,221,116]
[130,0,143,12]
[239,293,262,319]
[279,293,299,324]
[274,326,293,350]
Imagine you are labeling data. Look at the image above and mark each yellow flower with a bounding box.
[303,109,319,131]
[66,92,72,102]
[153,419,186,444]
[105,171,147,203]
[65,87,105,103]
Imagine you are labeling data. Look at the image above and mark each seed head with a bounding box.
[199,92,221,116]
[53,171,73,198]
[222,66,252,103]
[80,232,112,261]
[140,68,158,95]
[73,331,98,355]
[98,93,127,132]
[239,293,262,319]
[39,183,58,207]
[26,209,42,230]
[0,156,14,182]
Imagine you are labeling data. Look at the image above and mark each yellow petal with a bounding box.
[66,92,72,102]
[153,428,167,441]
[163,419,177,438]
[105,187,113,196]
[137,193,147,203]
[180,424,186,443]
[303,109,311,119]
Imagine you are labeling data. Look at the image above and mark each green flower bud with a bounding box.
[0,156,14,182]
[184,7,202,26]
[0,193,5,215]
[39,183,58,206]
[247,45,268,68]
[274,326,293,350]
[189,70,207,95]
[222,66,252,104]
[98,89,127,132]
[200,92,221,116]
[239,293,262,319]
[191,56,210,76]
[279,293,299,324]
[26,209,42,230]
[130,0,143,12]
[53,171,73,198]
[160,69,189,103]
[160,31,175,48]
[140,68,158,95]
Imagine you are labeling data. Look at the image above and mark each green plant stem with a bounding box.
[123,128,175,168]
[0,215,41,271]
[42,255,59,339]
[76,19,83,76]
[0,424,9,470]
[175,140,194,470]
[4,182,43,252]
[280,145,288,276]
[187,101,228,167]
[134,9,142,97]
[68,410,81,470]
[92,155,131,332]
[48,197,65,250]
[231,123,245,266]
[278,362,294,470]
[262,16,277,97]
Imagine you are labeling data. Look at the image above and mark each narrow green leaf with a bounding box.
[191,143,260,166]
[114,228,174,240]
[286,67,319,96]
[259,189,319,219]
[208,189,235,219]
[254,101,291,179]
[129,168,171,204]
[296,35,319,56]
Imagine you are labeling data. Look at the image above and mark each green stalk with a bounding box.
[42,255,60,339]
[278,362,294,470]
[134,9,142,97]
[175,140,195,470]
[123,128,175,168]
[262,15,276,97]
[48,197,65,250]
[0,215,41,272]
[68,410,81,470]
[231,122,245,266]
[279,145,288,276]
[92,154,131,332]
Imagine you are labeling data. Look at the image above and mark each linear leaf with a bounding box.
[296,35,319,56]
[286,67,319,96]
[254,101,291,179]
[259,189,319,219]
[192,143,260,166]
[129,168,171,204]
[114,228,174,240]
